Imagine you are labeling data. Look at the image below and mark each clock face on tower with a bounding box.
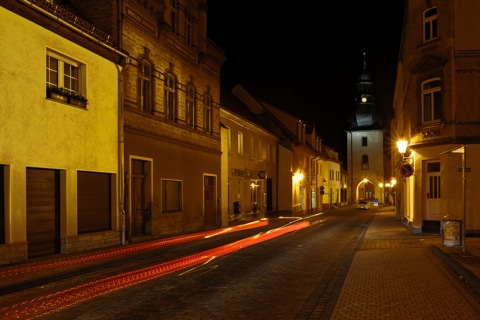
[361,96,367,103]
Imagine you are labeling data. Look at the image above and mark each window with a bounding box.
[169,0,177,33]
[186,84,196,128]
[185,9,193,45]
[226,126,232,153]
[423,7,437,42]
[140,59,153,113]
[237,131,244,155]
[249,136,255,157]
[427,162,441,199]
[165,73,177,121]
[46,50,86,105]
[162,179,182,212]
[362,137,368,147]
[258,139,262,160]
[204,94,212,133]
[422,79,442,123]
[361,154,369,170]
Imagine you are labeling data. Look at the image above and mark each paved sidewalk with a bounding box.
[328,209,480,319]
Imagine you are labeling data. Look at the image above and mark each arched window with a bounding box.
[185,9,193,46]
[204,94,212,133]
[140,59,153,113]
[169,0,177,33]
[422,78,442,124]
[164,73,176,121]
[186,84,196,128]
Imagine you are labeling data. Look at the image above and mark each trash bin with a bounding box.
[234,201,240,214]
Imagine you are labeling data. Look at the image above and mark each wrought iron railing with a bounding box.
[23,0,113,45]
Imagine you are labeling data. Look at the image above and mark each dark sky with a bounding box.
[207,1,405,165]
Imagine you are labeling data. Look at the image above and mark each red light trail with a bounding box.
[0,220,309,319]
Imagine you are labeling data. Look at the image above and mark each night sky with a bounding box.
[207,1,405,165]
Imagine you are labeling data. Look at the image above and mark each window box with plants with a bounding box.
[46,86,69,103]
[46,86,87,107]
[67,93,88,108]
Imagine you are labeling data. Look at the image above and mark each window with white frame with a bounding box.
[237,131,244,155]
[204,94,212,133]
[186,84,196,128]
[140,59,153,113]
[422,78,442,124]
[162,179,182,212]
[165,73,176,121]
[423,7,437,42]
[46,50,86,101]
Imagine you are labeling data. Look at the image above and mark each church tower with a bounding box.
[346,50,385,206]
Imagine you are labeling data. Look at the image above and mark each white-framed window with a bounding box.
[422,78,442,124]
[237,131,244,155]
[423,7,437,42]
[165,73,177,121]
[169,0,177,33]
[161,179,182,212]
[140,59,153,113]
[204,94,212,133]
[46,50,85,98]
[186,84,196,128]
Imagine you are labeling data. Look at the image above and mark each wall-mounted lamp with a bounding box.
[293,172,304,184]
[396,140,414,163]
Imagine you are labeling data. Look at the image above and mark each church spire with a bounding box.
[354,48,377,127]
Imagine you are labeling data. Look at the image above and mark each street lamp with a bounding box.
[396,140,415,163]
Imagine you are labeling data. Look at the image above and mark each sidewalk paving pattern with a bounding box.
[329,210,480,319]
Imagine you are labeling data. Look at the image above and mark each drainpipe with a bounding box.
[118,0,126,245]
[117,64,126,245]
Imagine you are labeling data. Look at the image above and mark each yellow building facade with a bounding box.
[0,2,127,265]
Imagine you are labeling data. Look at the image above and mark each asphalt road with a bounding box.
[2,209,376,319]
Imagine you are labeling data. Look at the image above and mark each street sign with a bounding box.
[400,163,414,177]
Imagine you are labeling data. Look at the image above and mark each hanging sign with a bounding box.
[400,163,414,177]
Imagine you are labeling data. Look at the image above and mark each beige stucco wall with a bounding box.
[0,7,120,243]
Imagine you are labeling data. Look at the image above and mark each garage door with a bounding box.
[27,168,60,258]
[0,165,4,244]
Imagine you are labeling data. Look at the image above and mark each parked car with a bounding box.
[357,201,369,210]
